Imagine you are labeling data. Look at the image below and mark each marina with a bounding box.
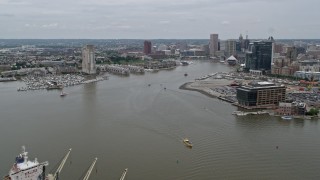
[0,77,16,82]
[16,74,108,91]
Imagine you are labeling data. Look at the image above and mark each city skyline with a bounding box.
[0,0,319,39]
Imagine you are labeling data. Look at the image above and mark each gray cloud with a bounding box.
[0,13,14,17]
[0,0,319,39]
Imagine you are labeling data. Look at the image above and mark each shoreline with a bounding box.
[179,82,220,99]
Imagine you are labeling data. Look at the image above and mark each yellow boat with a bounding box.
[183,138,193,148]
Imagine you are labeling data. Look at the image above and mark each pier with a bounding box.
[232,110,270,116]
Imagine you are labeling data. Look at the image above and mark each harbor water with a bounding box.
[1,61,320,179]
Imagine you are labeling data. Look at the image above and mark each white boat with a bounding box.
[281,116,293,120]
[60,91,68,97]
[183,138,193,148]
[232,111,247,116]
[3,146,48,180]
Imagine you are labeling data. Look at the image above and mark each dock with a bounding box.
[232,110,270,116]
[120,168,128,180]
[195,72,218,81]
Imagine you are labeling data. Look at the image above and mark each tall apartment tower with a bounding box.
[144,40,152,55]
[225,40,237,57]
[82,45,96,74]
[209,34,219,56]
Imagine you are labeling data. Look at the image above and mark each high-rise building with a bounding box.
[239,34,245,51]
[82,45,96,75]
[244,34,250,50]
[144,40,152,55]
[225,40,236,57]
[209,34,219,56]
[246,41,273,72]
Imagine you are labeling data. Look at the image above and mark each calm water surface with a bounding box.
[1,61,320,179]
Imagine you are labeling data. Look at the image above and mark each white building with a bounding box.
[225,40,236,57]
[294,71,320,81]
[299,60,320,72]
[82,45,96,74]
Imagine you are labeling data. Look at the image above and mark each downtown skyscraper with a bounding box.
[246,41,273,73]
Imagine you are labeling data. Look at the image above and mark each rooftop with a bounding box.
[237,81,285,91]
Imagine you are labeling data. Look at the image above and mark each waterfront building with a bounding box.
[210,34,219,56]
[227,55,238,66]
[278,103,293,115]
[82,45,96,75]
[236,81,286,108]
[144,41,152,55]
[277,102,306,116]
[292,102,307,116]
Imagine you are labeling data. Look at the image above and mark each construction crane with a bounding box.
[82,158,98,180]
[46,148,72,180]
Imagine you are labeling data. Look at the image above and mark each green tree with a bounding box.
[306,108,319,116]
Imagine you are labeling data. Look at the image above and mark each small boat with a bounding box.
[184,73,188,77]
[183,138,193,148]
[60,91,68,97]
[281,116,292,120]
[232,111,247,116]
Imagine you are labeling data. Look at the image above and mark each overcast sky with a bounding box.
[0,0,319,39]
